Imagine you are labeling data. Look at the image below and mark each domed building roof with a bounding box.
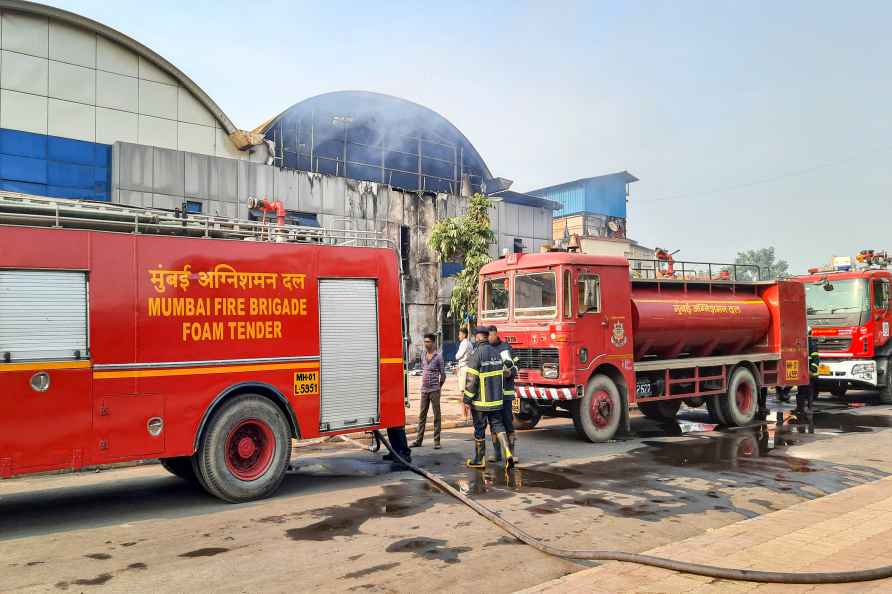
[259,91,493,195]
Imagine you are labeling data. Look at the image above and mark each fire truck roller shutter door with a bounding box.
[318,279,380,431]
[0,270,88,360]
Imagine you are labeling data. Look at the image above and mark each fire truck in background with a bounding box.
[0,194,405,502]
[477,251,808,442]
[793,251,892,401]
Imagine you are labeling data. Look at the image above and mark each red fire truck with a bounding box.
[0,194,405,502]
[477,251,808,442]
[793,251,892,401]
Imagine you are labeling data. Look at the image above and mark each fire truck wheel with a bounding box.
[637,399,682,420]
[570,374,622,443]
[706,395,728,425]
[719,367,758,427]
[196,395,291,503]
[878,368,892,403]
[830,384,848,399]
[775,387,793,403]
[160,456,199,483]
[513,399,542,430]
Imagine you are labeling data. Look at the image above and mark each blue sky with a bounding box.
[49,0,892,273]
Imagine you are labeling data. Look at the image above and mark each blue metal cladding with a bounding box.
[0,129,111,201]
[529,172,636,218]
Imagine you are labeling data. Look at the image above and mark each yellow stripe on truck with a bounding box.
[0,360,92,372]
[93,361,320,380]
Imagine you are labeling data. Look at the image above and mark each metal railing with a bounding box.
[628,258,765,282]
[0,192,394,249]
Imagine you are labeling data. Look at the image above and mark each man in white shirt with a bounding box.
[455,327,473,421]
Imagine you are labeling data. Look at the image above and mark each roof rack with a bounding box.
[628,258,766,283]
[0,192,393,249]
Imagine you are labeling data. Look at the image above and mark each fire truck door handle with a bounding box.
[343,419,358,426]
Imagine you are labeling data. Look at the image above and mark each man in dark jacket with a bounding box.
[463,326,514,468]
[487,325,519,463]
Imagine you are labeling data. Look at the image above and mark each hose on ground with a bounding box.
[372,430,892,584]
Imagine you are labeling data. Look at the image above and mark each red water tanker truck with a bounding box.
[477,251,808,442]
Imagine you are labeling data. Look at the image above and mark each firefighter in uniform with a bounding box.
[463,326,515,468]
[796,331,821,416]
[487,325,519,464]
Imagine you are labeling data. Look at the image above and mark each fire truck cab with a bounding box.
[796,251,892,401]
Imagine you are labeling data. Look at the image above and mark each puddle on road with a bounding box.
[454,466,582,498]
[282,482,441,542]
[796,412,892,434]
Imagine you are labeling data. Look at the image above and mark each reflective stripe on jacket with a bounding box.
[463,341,504,411]
[491,339,518,399]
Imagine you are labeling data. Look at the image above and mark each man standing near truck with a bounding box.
[411,333,446,449]
[463,326,514,468]
[487,325,518,463]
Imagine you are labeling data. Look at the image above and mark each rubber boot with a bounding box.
[466,439,486,468]
[508,432,517,464]
[495,432,515,468]
[487,433,502,463]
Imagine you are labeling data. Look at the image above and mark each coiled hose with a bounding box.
[372,430,892,584]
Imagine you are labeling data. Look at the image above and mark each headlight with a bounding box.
[852,363,875,379]
[541,362,559,379]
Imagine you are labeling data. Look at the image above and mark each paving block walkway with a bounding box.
[519,475,892,594]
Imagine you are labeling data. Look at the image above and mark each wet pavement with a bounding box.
[3,392,892,593]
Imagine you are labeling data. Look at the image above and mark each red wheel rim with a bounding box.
[735,381,754,414]
[589,389,613,428]
[225,419,274,481]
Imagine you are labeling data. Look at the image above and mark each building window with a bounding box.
[513,237,524,253]
[400,225,411,274]
[185,200,203,214]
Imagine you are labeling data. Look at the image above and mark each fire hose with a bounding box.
[370,430,892,584]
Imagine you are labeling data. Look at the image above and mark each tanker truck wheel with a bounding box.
[719,367,758,427]
[571,374,622,443]
[513,399,542,430]
[637,399,681,420]
[194,394,291,503]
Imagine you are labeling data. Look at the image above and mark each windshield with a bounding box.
[514,272,557,318]
[481,277,509,319]
[805,278,869,325]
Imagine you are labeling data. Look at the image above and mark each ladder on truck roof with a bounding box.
[628,257,768,284]
[0,192,393,249]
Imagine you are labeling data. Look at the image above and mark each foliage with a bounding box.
[734,246,790,280]
[428,193,495,325]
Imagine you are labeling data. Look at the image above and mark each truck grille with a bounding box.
[513,348,560,370]
[815,336,851,352]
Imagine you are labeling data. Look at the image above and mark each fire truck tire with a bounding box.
[830,385,848,399]
[775,387,793,403]
[160,456,199,483]
[878,366,892,403]
[706,395,728,425]
[719,367,758,427]
[637,399,682,420]
[513,399,542,430]
[570,374,622,443]
[195,395,291,503]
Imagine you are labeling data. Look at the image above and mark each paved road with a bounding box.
[3,395,892,593]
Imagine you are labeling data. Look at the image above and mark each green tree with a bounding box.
[734,246,789,280]
[428,193,495,326]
